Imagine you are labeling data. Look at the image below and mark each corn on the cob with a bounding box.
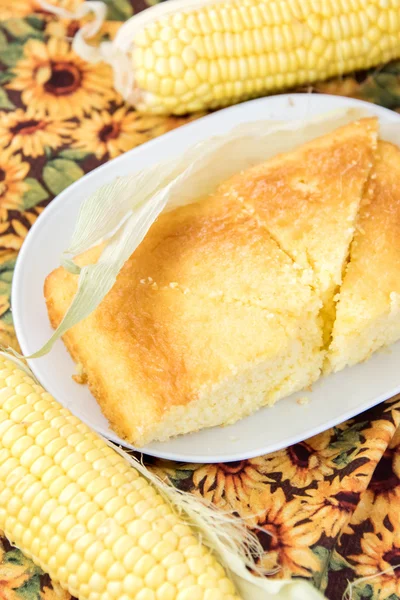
[112,0,400,114]
[0,355,239,600]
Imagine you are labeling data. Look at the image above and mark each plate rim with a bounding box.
[12,93,400,462]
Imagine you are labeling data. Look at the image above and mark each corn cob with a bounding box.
[0,355,240,600]
[114,0,400,114]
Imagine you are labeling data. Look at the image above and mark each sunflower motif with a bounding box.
[0,0,82,19]
[0,545,31,599]
[190,457,274,515]
[70,107,186,160]
[0,295,10,319]
[0,208,43,260]
[384,394,400,423]
[356,419,397,466]
[8,38,116,119]
[0,207,43,315]
[254,488,321,578]
[0,319,20,353]
[348,515,400,599]
[0,222,14,267]
[391,426,400,451]
[350,431,400,529]
[0,150,30,222]
[295,476,363,538]
[0,109,76,159]
[261,430,339,488]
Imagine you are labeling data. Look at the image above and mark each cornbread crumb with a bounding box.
[72,363,87,384]
[296,397,309,406]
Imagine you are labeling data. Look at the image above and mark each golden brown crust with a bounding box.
[44,118,380,445]
[45,194,321,445]
[218,118,378,300]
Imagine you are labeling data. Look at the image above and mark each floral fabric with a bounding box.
[1,2,400,599]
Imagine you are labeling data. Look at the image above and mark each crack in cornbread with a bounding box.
[327,141,400,372]
[216,118,378,344]
[45,193,323,446]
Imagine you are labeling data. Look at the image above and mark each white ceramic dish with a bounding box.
[12,93,400,463]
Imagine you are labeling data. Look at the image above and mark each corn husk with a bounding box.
[25,107,373,359]
[39,0,228,105]
[112,440,325,600]
[39,0,400,116]
[0,349,326,600]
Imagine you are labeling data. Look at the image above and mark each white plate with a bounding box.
[12,93,400,463]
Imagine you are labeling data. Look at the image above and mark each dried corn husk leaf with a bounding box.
[25,107,371,358]
[0,349,325,600]
[112,440,326,600]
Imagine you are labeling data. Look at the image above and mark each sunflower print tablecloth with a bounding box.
[1,2,400,599]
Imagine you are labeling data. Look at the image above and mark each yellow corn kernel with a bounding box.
[0,355,240,600]
[124,0,400,115]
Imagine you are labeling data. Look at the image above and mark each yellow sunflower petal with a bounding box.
[36,66,51,85]
[310,504,332,521]
[11,220,28,238]
[280,498,307,524]
[349,553,381,566]
[361,533,383,558]
[286,547,321,572]
[0,295,10,316]
[379,580,397,599]
[0,234,23,250]
[114,106,128,121]
[24,212,39,226]
[354,564,382,577]
[0,562,29,582]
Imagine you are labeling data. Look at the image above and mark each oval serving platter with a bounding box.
[12,93,400,463]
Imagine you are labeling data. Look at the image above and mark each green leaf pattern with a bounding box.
[42,159,84,196]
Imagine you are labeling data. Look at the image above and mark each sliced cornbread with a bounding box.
[218,118,378,339]
[327,141,400,372]
[45,195,323,446]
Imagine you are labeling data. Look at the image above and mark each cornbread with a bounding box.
[327,141,400,372]
[45,118,400,447]
[218,118,378,339]
[45,195,323,446]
